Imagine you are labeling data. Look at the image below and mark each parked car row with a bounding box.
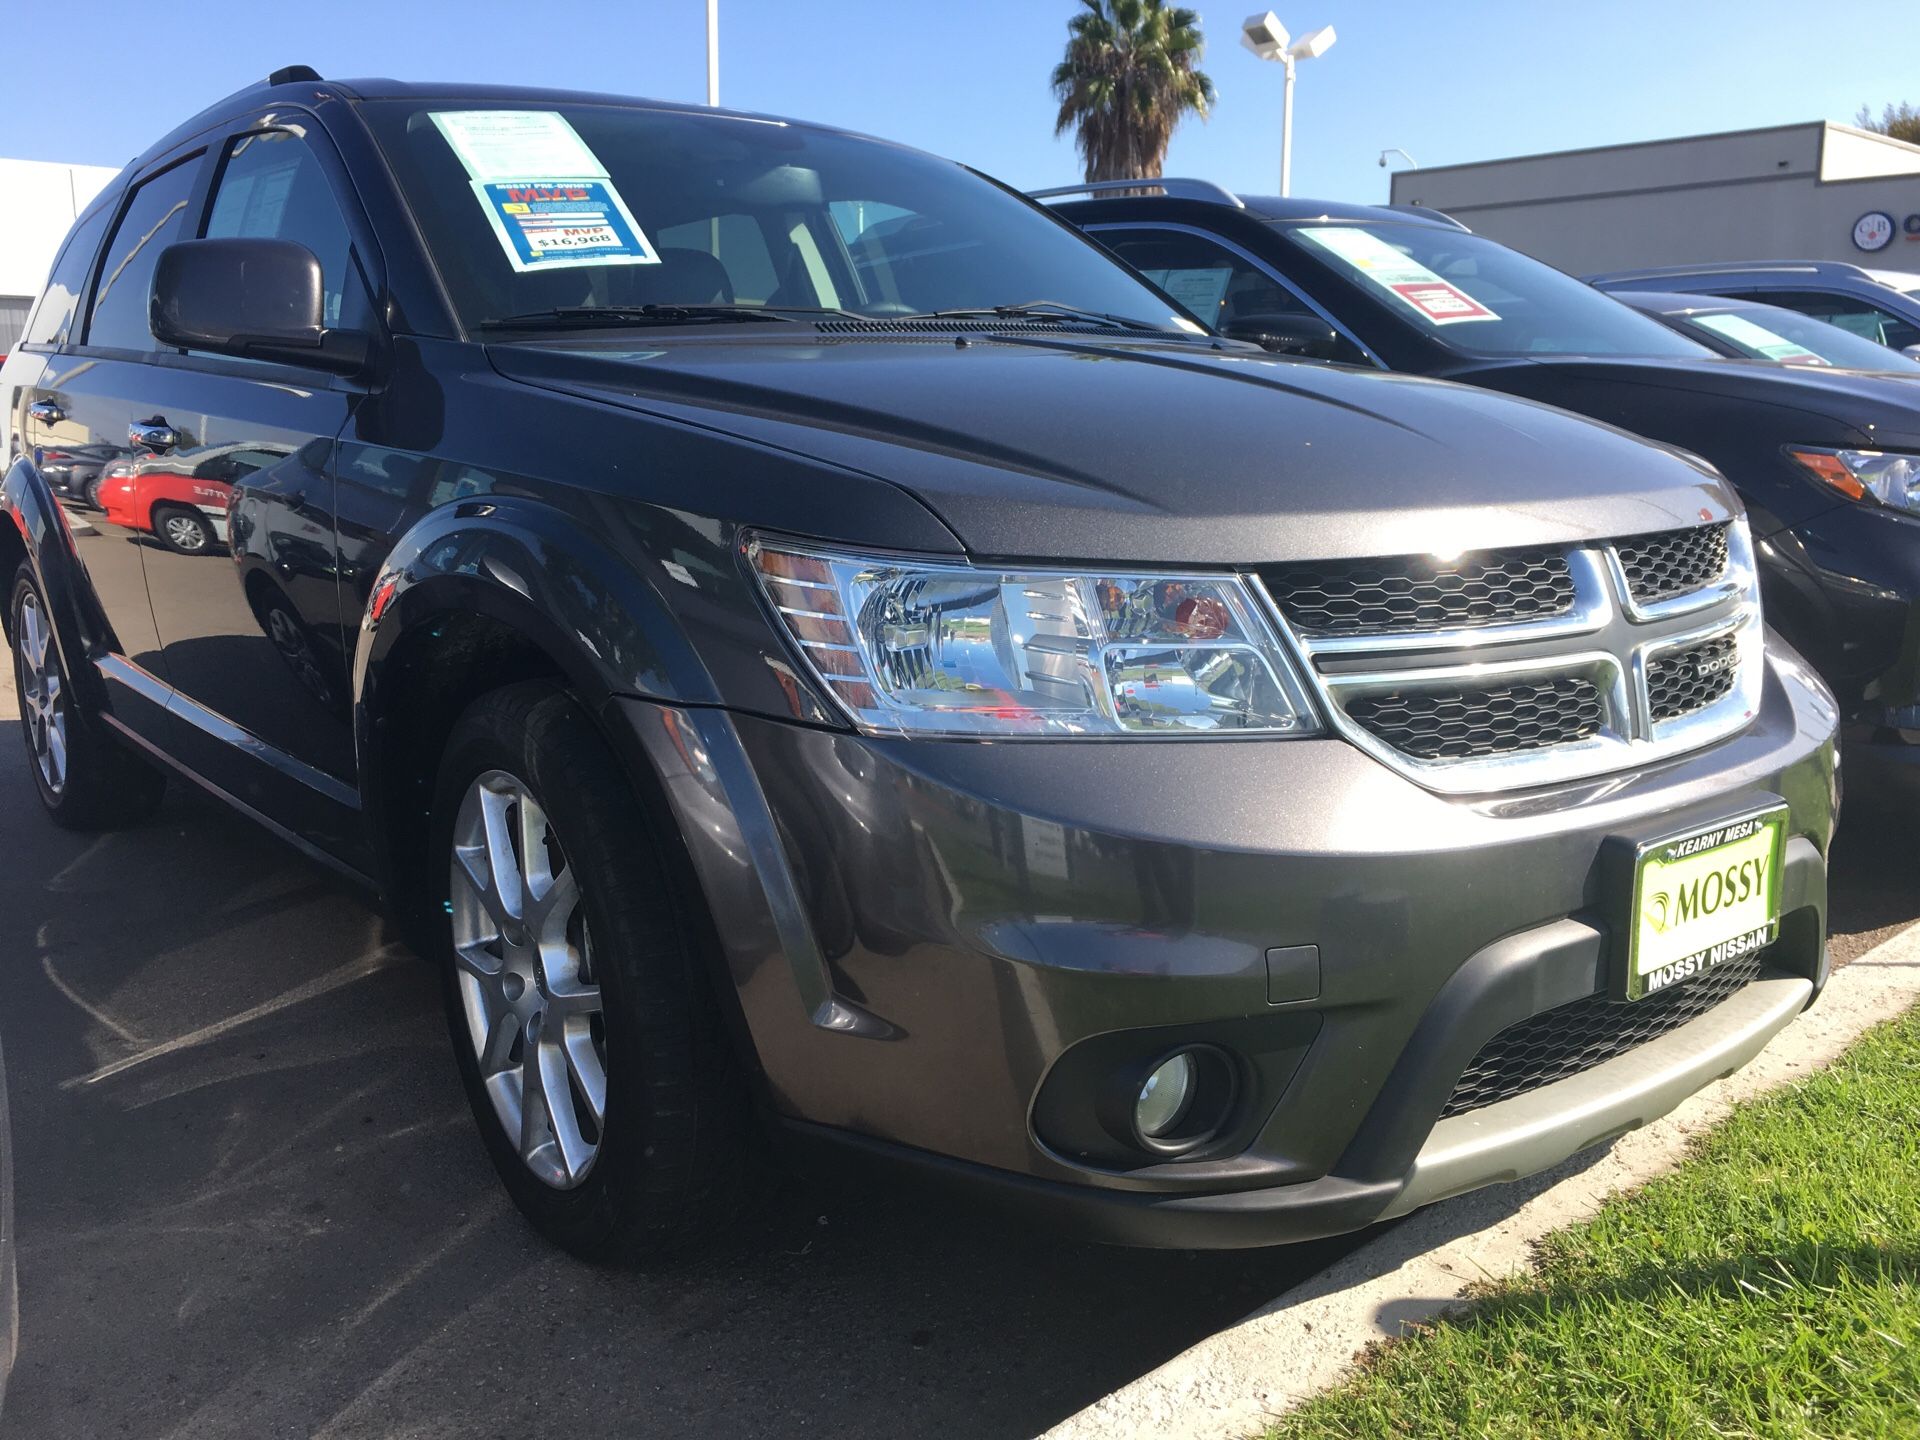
[0,73,1848,1266]
[1046,183,1920,803]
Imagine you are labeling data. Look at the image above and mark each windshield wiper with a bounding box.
[476,303,861,332]
[898,301,1177,334]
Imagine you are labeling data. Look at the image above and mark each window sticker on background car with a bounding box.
[1297,226,1499,325]
[430,110,660,272]
[1139,267,1233,321]
[430,110,604,182]
[1691,312,1825,365]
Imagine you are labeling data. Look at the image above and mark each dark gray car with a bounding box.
[1,73,1837,1259]
[1611,289,1920,374]
[1588,260,1920,358]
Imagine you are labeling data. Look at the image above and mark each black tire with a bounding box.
[8,563,165,830]
[83,474,105,510]
[428,680,757,1263]
[152,505,214,555]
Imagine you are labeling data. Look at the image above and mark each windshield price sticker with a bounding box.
[1298,226,1499,326]
[474,179,660,272]
[1692,312,1824,365]
[431,110,660,271]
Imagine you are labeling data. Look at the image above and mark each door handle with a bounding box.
[27,400,65,425]
[129,416,180,453]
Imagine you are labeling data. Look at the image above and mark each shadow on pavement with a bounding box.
[0,723,1364,1440]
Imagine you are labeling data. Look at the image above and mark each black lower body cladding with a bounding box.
[613,640,1838,1247]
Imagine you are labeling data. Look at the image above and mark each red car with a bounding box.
[98,443,290,554]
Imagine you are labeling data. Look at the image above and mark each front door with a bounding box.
[75,119,380,855]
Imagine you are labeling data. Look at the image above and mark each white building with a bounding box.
[0,158,123,351]
[1389,122,1920,278]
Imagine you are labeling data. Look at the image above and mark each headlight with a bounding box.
[1786,446,1920,513]
[748,537,1321,738]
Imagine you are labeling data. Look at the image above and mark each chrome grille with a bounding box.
[1264,548,1575,636]
[1262,515,1763,793]
[1647,633,1739,722]
[1614,523,1730,605]
[1440,953,1766,1119]
[1346,676,1603,760]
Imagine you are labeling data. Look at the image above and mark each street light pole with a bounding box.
[706,0,719,106]
[1280,52,1296,197]
[1242,14,1336,199]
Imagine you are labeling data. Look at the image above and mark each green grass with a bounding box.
[1267,1006,1920,1440]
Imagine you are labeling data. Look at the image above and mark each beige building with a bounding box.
[1389,122,1920,279]
[0,158,122,351]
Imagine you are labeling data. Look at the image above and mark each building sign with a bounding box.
[1853,211,1896,253]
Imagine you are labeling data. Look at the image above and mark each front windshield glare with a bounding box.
[1284,223,1711,359]
[362,101,1189,334]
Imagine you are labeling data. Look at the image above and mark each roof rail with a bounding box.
[1027,178,1245,208]
[1383,203,1471,233]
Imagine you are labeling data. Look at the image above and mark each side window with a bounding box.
[1099,227,1367,364]
[1761,290,1920,350]
[86,158,201,353]
[655,214,778,304]
[23,204,113,349]
[206,129,371,330]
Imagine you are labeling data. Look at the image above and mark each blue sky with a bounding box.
[8,0,1920,200]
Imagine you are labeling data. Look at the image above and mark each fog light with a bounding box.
[1135,1052,1197,1139]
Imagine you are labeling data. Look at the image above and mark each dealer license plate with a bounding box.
[1626,808,1785,1001]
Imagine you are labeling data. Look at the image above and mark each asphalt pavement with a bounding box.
[0,658,1908,1440]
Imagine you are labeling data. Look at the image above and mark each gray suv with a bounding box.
[1,72,1838,1259]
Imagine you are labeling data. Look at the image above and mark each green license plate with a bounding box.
[1626,808,1786,1001]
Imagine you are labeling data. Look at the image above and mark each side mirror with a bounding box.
[1221,313,1342,360]
[150,238,375,377]
[1901,343,1920,363]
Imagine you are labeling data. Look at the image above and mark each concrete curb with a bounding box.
[1042,927,1920,1440]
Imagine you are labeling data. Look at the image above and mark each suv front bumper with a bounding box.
[613,641,1837,1247]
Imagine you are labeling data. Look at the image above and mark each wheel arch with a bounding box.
[352,496,731,948]
[0,456,109,715]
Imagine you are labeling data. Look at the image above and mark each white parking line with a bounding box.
[38,955,149,1047]
[60,944,407,1091]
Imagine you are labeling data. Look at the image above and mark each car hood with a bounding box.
[1446,353,1920,448]
[491,333,1737,565]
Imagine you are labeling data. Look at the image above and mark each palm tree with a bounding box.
[1052,0,1216,183]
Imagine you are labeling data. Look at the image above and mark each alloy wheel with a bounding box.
[164,514,208,552]
[16,590,68,796]
[449,769,607,1188]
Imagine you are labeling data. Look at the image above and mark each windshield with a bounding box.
[360,100,1192,334]
[1686,303,1920,372]
[1279,222,1710,359]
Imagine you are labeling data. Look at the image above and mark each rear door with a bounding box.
[18,153,206,745]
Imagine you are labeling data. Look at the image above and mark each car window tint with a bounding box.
[655,214,778,303]
[1760,290,1920,351]
[87,159,200,352]
[1099,228,1369,363]
[361,102,1189,333]
[24,204,113,348]
[206,129,370,330]
[1099,229,1310,327]
[1282,222,1709,360]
